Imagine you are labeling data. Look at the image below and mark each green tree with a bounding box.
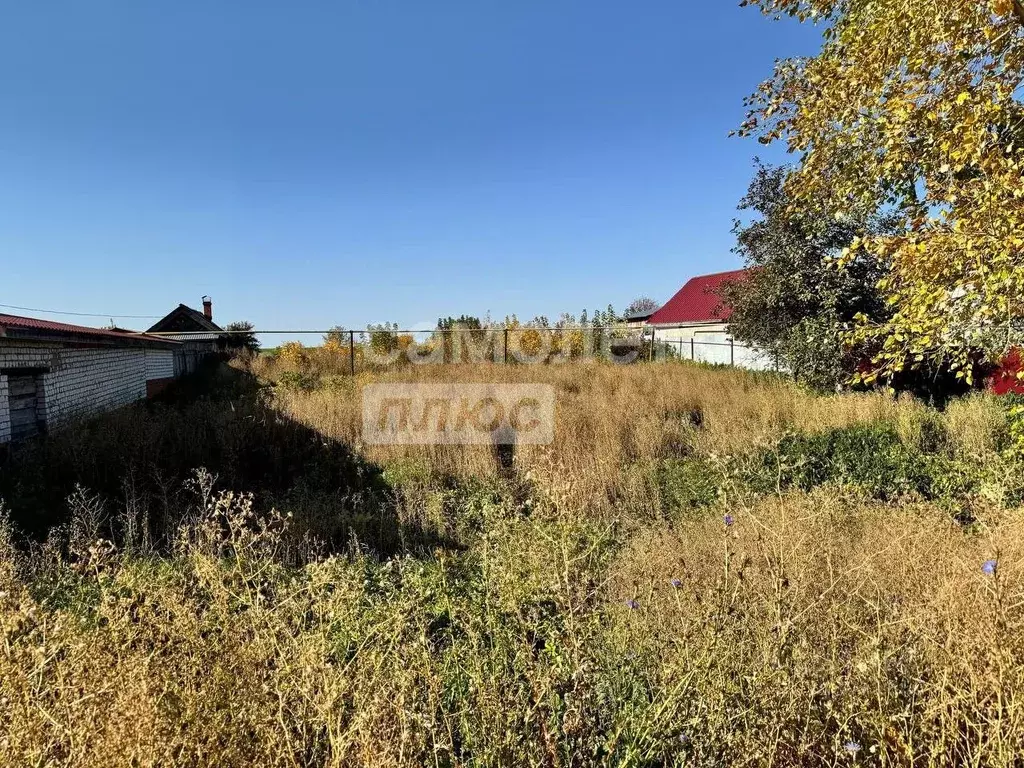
[366,322,400,356]
[624,297,659,317]
[740,0,1024,384]
[222,321,260,354]
[436,315,487,361]
[437,315,482,331]
[721,164,889,390]
[323,326,347,347]
[584,306,618,330]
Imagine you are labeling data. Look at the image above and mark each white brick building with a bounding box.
[0,314,180,444]
[648,269,776,371]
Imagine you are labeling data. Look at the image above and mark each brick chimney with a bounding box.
[202,296,213,321]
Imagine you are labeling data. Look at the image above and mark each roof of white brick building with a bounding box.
[0,314,179,347]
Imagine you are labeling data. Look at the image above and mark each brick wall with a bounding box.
[146,348,175,380]
[0,374,9,444]
[42,347,147,422]
[0,343,177,443]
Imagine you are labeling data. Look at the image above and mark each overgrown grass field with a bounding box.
[2,360,1024,766]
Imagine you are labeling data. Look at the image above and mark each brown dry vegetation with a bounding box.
[274,363,919,504]
[2,360,1024,766]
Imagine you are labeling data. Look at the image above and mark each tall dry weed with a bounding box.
[1,361,1021,766]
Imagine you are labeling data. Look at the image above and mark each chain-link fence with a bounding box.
[147,325,778,374]
[654,334,778,371]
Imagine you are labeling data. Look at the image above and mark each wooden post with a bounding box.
[349,330,355,376]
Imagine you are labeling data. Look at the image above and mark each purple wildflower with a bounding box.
[983,559,998,575]
[678,732,690,745]
[843,740,861,754]
[625,599,640,610]
[670,578,682,589]
[724,514,735,527]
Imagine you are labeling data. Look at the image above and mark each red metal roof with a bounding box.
[648,269,749,325]
[0,313,177,345]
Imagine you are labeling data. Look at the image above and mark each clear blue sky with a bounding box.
[1,1,817,341]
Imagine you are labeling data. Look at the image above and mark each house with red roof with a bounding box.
[0,313,181,443]
[647,268,774,370]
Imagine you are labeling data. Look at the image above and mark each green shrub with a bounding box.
[277,370,320,392]
[656,458,721,513]
[749,423,934,501]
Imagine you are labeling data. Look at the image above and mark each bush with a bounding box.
[743,421,1001,508]
[749,423,935,500]
[656,458,721,513]
[277,370,319,392]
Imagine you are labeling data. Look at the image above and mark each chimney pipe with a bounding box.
[202,296,213,321]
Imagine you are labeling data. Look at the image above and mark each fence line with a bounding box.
[141,326,776,373]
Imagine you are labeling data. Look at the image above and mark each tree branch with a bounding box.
[1015,0,1024,26]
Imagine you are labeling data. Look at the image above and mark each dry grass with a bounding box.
[610,491,1024,764]
[275,362,927,515]
[278,362,912,456]
[1,360,1023,766]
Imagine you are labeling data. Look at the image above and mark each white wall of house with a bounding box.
[146,348,176,380]
[653,323,777,371]
[0,343,176,443]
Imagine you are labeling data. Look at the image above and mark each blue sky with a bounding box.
[0,2,817,342]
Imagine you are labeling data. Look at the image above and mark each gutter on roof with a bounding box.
[0,327,179,348]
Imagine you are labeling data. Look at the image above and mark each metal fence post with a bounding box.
[503,328,509,364]
[730,338,735,366]
[648,329,655,362]
[349,330,355,376]
[690,337,694,361]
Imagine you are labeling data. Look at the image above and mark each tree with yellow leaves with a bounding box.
[278,341,307,369]
[740,0,1024,384]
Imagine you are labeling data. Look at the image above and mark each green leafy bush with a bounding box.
[656,458,721,513]
[277,370,320,392]
[749,423,936,500]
